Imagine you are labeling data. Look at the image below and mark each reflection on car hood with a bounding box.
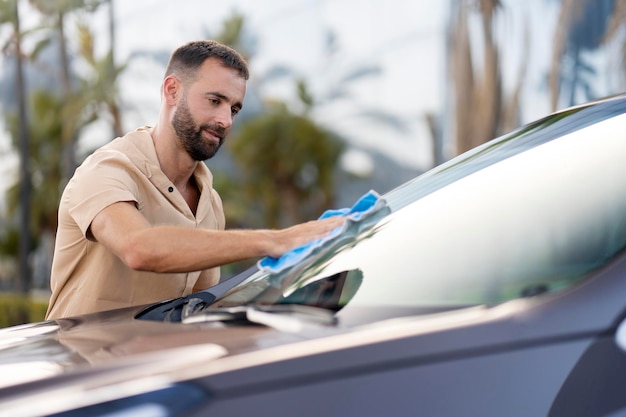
[0,301,527,392]
[0,305,310,388]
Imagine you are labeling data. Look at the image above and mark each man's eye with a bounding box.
[231,108,240,116]
[209,98,219,104]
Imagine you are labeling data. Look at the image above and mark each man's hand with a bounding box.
[265,216,346,258]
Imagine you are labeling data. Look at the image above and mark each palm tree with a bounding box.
[27,0,121,181]
[445,0,529,157]
[0,0,124,292]
[6,90,65,237]
[2,89,67,288]
[0,0,32,293]
[448,0,503,154]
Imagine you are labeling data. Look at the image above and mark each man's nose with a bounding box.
[215,106,233,129]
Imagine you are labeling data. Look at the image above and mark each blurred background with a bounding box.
[0,0,624,325]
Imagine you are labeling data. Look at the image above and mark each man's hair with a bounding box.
[164,40,249,83]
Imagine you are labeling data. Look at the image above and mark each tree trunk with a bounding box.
[107,0,123,138]
[450,0,475,155]
[57,11,76,182]
[14,0,32,294]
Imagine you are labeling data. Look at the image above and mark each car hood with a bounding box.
[0,302,513,375]
[0,296,571,378]
[0,304,313,386]
[0,290,607,417]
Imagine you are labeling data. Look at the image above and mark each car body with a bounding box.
[2,94,626,417]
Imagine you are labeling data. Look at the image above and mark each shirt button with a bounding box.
[168,186,174,193]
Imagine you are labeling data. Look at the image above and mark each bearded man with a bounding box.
[46,40,342,319]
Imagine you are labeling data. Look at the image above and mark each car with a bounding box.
[2,93,626,417]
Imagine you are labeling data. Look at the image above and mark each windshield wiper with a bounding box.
[181,304,337,332]
[136,266,258,322]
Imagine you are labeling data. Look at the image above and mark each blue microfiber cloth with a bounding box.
[258,190,388,274]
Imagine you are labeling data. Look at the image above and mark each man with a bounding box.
[46,40,342,319]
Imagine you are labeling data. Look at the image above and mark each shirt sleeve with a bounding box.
[66,150,139,239]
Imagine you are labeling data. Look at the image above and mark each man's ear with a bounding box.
[163,76,179,105]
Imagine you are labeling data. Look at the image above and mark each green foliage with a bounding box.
[5,90,65,237]
[229,104,344,228]
[0,294,48,328]
[0,227,20,257]
[0,0,16,26]
[296,79,315,110]
[28,0,107,16]
[216,12,247,53]
[0,0,125,293]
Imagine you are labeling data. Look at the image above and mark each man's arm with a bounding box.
[90,201,344,273]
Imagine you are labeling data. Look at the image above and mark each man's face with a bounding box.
[171,94,223,160]
[171,59,246,161]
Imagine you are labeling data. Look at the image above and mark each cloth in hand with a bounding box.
[258,190,388,274]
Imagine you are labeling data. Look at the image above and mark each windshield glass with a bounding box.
[214,104,626,314]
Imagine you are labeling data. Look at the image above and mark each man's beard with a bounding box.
[172,96,226,161]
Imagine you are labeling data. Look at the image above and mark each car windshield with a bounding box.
[212,97,626,316]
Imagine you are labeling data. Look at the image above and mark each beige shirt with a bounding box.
[46,127,225,319]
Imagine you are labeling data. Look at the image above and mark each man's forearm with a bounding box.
[120,217,343,273]
[122,226,272,273]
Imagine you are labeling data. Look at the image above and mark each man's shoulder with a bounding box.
[84,127,156,168]
[98,126,153,154]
